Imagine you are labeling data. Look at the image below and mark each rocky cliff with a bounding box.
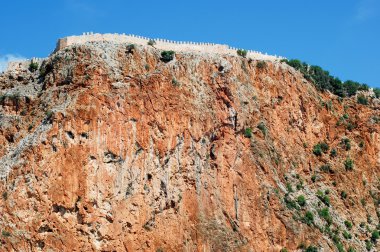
[0,40,379,252]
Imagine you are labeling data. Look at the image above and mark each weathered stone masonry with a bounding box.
[6,32,285,72]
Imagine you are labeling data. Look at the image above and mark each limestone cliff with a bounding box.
[0,40,379,252]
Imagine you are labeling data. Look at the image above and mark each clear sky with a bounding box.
[0,0,379,87]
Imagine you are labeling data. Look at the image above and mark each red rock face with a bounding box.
[0,43,379,251]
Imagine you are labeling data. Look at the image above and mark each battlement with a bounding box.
[4,33,285,73]
[55,32,285,61]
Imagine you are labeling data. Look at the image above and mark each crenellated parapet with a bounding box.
[55,32,286,61]
[4,33,285,73]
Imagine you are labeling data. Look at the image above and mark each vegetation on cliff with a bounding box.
[281,59,379,98]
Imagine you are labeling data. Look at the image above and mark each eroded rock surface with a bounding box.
[0,41,379,251]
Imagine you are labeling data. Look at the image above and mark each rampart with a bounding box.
[55,32,285,61]
[6,58,45,72]
[5,32,285,72]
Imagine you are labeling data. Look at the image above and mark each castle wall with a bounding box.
[6,58,45,72]
[5,33,285,72]
[55,32,285,61]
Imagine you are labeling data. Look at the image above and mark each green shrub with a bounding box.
[316,190,330,206]
[1,230,11,237]
[311,174,317,183]
[359,140,365,148]
[298,242,306,250]
[29,61,39,72]
[330,148,337,157]
[320,164,332,173]
[341,138,351,151]
[322,195,330,206]
[344,158,354,171]
[296,181,304,190]
[313,144,322,156]
[303,211,314,226]
[347,246,356,252]
[357,95,369,105]
[320,142,329,153]
[346,122,356,131]
[126,44,135,53]
[366,240,373,251]
[297,195,306,207]
[344,220,353,230]
[374,88,380,98]
[244,128,252,138]
[256,61,267,69]
[147,39,156,46]
[336,242,345,252]
[286,183,293,193]
[38,61,53,80]
[161,51,175,62]
[257,122,267,135]
[343,230,352,239]
[313,142,329,156]
[280,248,288,252]
[237,49,247,57]
[284,196,298,209]
[361,198,366,206]
[372,116,380,124]
[371,230,380,242]
[366,214,372,224]
[44,110,54,124]
[171,78,180,87]
[2,191,8,200]
[304,245,318,252]
[318,208,332,225]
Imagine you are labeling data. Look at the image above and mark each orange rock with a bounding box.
[0,43,379,251]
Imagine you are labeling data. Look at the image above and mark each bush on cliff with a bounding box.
[318,207,332,225]
[374,88,380,98]
[297,195,306,207]
[29,61,39,72]
[161,51,175,62]
[302,211,314,226]
[341,138,351,151]
[344,158,354,171]
[282,59,369,98]
[126,44,136,54]
[147,39,156,46]
[256,61,267,69]
[372,230,380,242]
[244,128,252,138]
[305,245,318,252]
[313,142,329,156]
[330,148,337,157]
[313,144,323,156]
[357,95,369,105]
[237,49,247,58]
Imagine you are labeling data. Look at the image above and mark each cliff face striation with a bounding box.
[0,40,379,252]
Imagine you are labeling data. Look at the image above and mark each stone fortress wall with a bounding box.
[56,32,285,61]
[6,58,45,72]
[6,32,286,72]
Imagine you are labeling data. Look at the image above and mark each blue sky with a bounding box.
[0,0,379,87]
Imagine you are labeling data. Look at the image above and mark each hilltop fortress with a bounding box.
[6,32,285,71]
